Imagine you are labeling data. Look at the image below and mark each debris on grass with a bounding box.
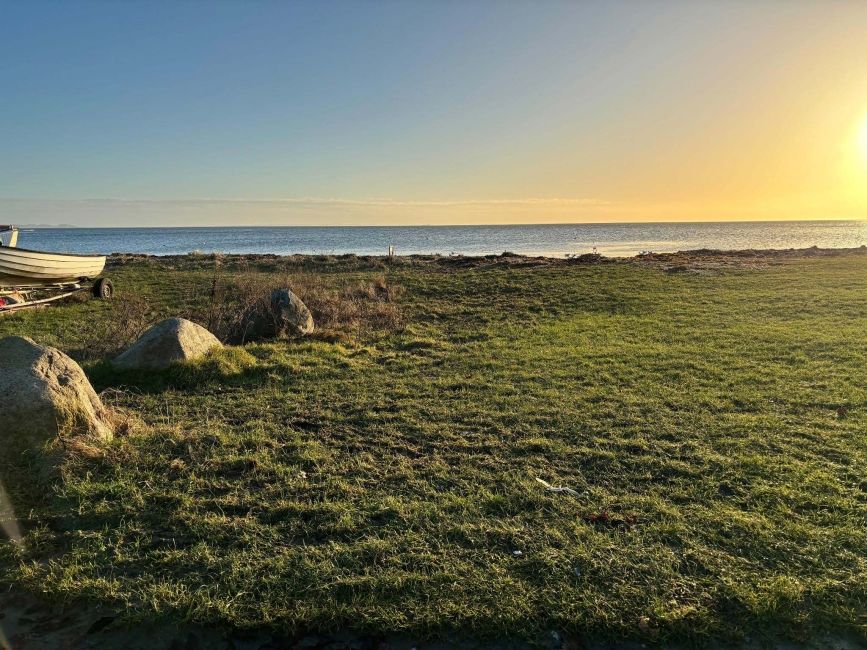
[535,477,581,497]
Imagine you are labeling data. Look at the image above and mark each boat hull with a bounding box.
[0,247,106,286]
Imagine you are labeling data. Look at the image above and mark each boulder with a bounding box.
[271,289,314,337]
[231,289,314,343]
[112,318,221,370]
[0,336,112,452]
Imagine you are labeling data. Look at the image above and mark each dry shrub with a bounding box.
[190,271,404,342]
[99,388,142,438]
[82,293,154,361]
[194,272,276,343]
[295,274,405,335]
[81,264,404,359]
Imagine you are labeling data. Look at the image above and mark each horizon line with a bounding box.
[13,217,866,229]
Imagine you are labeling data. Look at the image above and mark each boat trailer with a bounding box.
[0,277,114,313]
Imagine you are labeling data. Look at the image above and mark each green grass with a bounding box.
[1,252,866,643]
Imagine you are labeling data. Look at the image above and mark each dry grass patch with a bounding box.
[57,265,404,361]
[78,293,155,361]
[192,269,404,343]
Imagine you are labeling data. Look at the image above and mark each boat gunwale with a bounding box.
[0,257,106,272]
[0,246,106,260]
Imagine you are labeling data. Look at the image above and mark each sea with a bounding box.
[14,220,867,258]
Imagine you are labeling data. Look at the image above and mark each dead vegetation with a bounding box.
[70,262,405,361]
[191,269,405,343]
[73,294,155,361]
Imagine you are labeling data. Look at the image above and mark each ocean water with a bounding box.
[13,221,867,258]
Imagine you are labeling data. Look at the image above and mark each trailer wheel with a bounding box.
[93,278,114,300]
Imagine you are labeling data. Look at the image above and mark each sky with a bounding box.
[1,0,867,227]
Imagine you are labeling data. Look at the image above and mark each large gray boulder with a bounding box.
[112,318,221,370]
[0,336,113,452]
[230,288,314,343]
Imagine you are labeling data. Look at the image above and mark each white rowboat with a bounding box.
[0,226,106,287]
[0,246,106,285]
[0,224,113,313]
[0,225,113,312]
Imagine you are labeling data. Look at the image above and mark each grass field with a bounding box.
[1,250,865,645]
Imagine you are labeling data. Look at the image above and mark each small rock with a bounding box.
[113,318,222,370]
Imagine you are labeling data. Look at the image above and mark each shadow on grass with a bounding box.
[85,340,367,395]
[87,346,275,394]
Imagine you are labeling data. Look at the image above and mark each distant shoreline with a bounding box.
[17,223,77,229]
[106,245,867,265]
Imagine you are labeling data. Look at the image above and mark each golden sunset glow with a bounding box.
[858,113,867,163]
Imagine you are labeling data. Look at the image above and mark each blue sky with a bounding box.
[2,1,867,226]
